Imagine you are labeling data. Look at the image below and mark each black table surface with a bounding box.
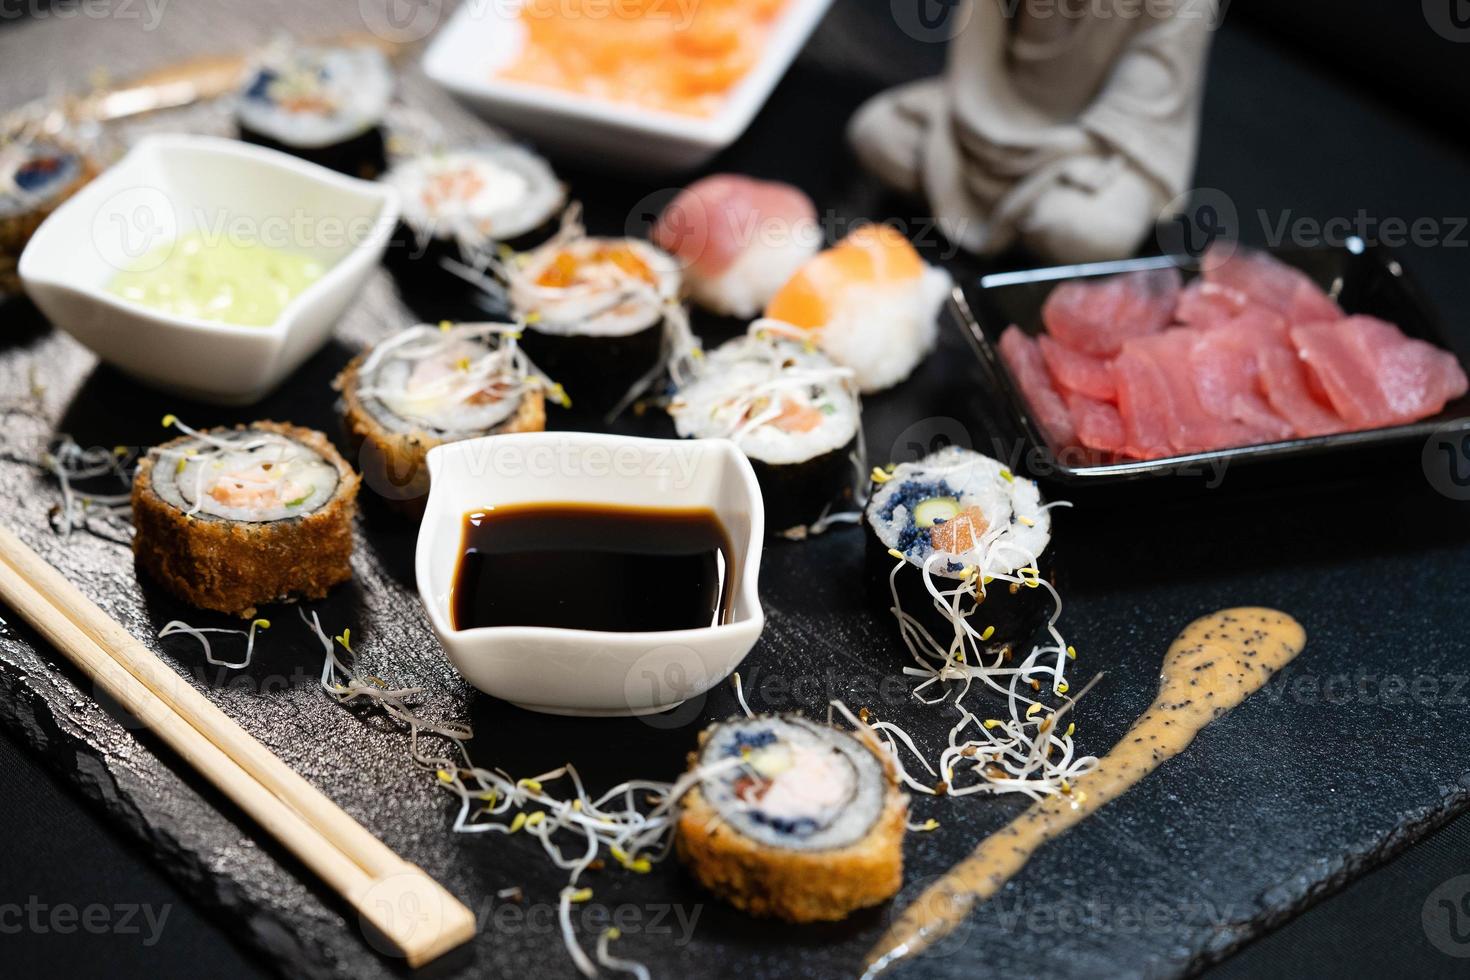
[3,2,1470,978]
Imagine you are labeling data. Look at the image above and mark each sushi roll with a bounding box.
[504,215,686,418]
[335,322,558,511]
[383,145,565,292]
[667,324,863,536]
[132,421,358,617]
[765,224,952,393]
[866,446,1056,656]
[1,122,95,293]
[676,715,907,923]
[235,42,392,179]
[651,173,820,319]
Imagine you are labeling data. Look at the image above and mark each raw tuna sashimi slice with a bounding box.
[1202,243,1342,325]
[1256,344,1348,437]
[1111,345,1175,459]
[1292,316,1469,426]
[1176,279,1251,327]
[1064,390,1125,453]
[1125,332,1271,453]
[999,326,1077,447]
[1038,334,1117,402]
[655,172,817,277]
[1041,267,1181,357]
[1186,327,1295,442]
[1347,316,1469,421]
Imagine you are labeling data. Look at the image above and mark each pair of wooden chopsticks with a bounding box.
[0,524,475,967]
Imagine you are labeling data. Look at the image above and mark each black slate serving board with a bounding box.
[3,4,1470,980]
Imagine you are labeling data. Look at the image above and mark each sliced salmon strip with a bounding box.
[770,397,824,433]
[930,505,987,555]
[765,224,923,329]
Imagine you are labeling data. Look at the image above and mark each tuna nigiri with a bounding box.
[652,174,820,319]
[764,224,951,393]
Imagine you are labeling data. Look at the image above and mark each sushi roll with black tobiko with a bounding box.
[0,120,95,292]
[676,715,907,923]
[235,42,392,178]
[667,322,863,536]
[335,321,563,512]
[132,420,358,617]
[502,213,688,418]
[383,145,565,293]
[866,446,1058,658]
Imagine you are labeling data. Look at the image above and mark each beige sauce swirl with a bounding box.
[864,608,1307,975]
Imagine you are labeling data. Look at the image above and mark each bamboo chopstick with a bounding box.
[0,525,475,967]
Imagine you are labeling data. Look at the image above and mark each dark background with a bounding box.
[3,1,1470,977]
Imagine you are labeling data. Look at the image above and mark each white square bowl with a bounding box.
[19,134,399,405]
[415,431,766,716]
[422,0,836,172]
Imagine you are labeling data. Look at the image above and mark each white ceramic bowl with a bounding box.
[416,431,765,716]
[422,0,835,172]
[19,134,399,405]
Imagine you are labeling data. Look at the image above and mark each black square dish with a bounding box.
[955,239,1470,484]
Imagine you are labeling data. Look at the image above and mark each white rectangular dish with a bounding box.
[421,0,836,172]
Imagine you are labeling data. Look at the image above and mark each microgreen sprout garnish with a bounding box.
[597,927,652,980]
[158,617,270,670]
[301,609,743,978]
[854,453,1100,805]
[353,321,569,426]
[732,671,753,719]
[38,436,134,541]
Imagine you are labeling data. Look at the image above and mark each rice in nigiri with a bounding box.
[652,173,820,319]
[764,225,950,393]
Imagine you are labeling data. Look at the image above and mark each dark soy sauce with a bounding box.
[451,503,734,632]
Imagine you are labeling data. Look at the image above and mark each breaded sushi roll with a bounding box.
[866,446,1056,654]
[383,145,565,292]
[132,421,358,617]
[652,174,820,319]
[235,42,392,178]
[336,322,558,511]
[677,715,907,923]
[667,323,862,536]
[1,119,95,293]
[765,224,951,393]
[503,213,685,417]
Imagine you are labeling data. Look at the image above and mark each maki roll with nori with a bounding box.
[335,322,561,512]
[866,446,1057,657]
[235,42,392,178]
[132,421,358,617]
[1,121,95,293]
[677,715,907,923]
[668,324,863,536]
[503,214,685,418]
[383,145,565,295]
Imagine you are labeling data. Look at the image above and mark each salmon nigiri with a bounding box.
[763,225,951,393]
